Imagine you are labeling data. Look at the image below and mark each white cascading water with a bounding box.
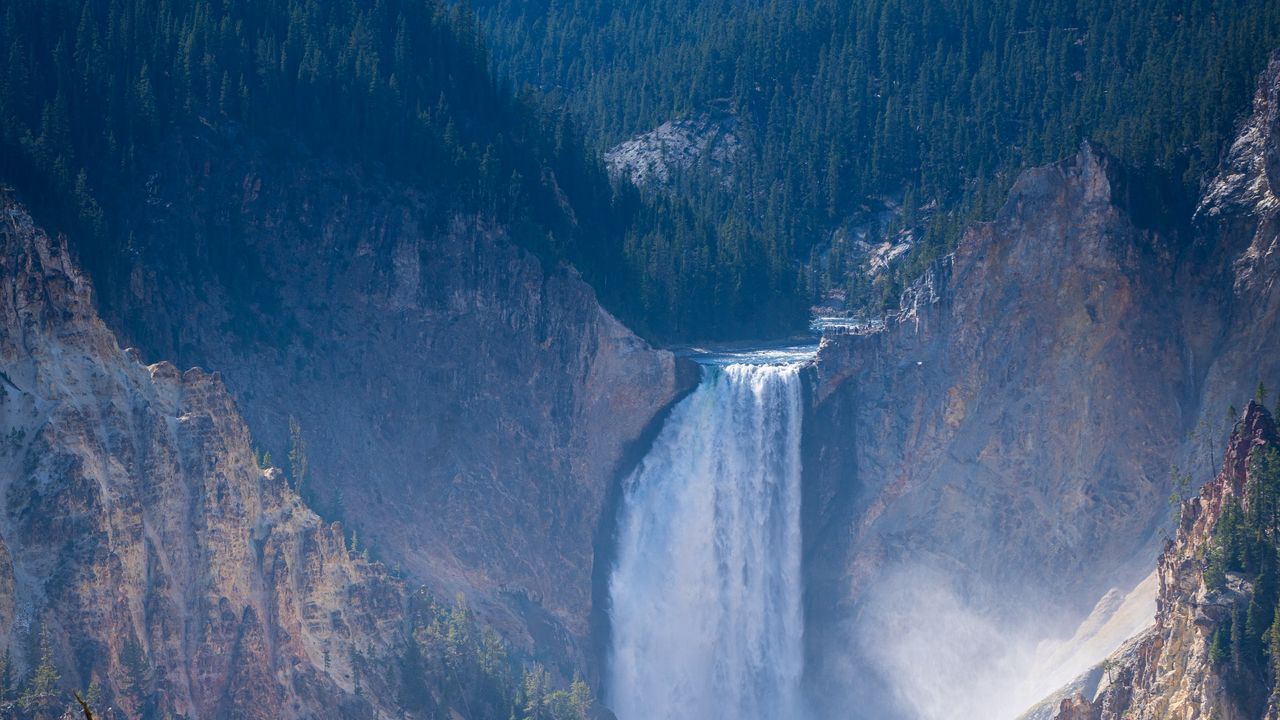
[607,359,806,720]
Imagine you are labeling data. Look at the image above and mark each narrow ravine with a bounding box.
[607,349,811,720]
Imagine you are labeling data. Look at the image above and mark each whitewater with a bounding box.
[607,351,808,720]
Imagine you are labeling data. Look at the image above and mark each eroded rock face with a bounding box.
[804,143,1193,716]
[1048,403,1279,720]
[1192,52,1280,460]
[811,140,1189,587]
[82,143,696,675]
[0,197,405,719]
[801,54,1280,720]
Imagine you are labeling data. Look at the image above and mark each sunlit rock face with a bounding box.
[67,139,697,678]
[0,196,405,719]
[1191,53,1280,468]
[603,105,740,191]
[801,55,1280,720]
[802,142,1194,718]
[1043,403,1279,720]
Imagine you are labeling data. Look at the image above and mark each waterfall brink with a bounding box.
[607,361,805,720]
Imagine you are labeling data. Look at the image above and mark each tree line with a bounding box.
[1,0,791,340]
[476,0,1280,317]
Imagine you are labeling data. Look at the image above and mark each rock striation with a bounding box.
[0,195,406,718]
[76,139,697,677]
[802,54,1280,719]
[1045,402,1279,720]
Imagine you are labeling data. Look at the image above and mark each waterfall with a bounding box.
[607,360,806,720]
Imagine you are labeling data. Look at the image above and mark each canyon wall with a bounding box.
[69,136,697,675]
[0,196,408,718]
[1047,402,1279,720]
[802,55,1280,719]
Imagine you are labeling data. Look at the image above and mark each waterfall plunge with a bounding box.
[607,361,806,720]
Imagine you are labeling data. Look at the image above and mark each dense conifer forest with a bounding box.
[477,0,1280,315]
[0,0,761,340]
[5,0,1280,337]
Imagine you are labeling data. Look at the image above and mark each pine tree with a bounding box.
[80,679,103,718]
[20,625,60,720]
[120,637,154,719]
[1269,613,1280,699]
[568,675,593,718]
[1210,623,1229,667]
[288,415,308,497]
[521,665,550,720]
[398,635,429,712]
[0,648,13,708]
[1231,606,1245,677]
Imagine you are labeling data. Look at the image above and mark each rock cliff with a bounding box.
[75,138,696,676]
[802,54,1280,720]
[0,196,406,718]
[803,141,1195,717]
[1045,402,1280,720]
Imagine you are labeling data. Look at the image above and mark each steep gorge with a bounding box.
[800,55,1280,719]
[0,195,408,718]
[5,7,1280,719]
[13,53,1280,719]
[68,138,697,677]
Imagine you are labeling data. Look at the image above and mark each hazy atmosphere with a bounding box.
[3,0,1280,718]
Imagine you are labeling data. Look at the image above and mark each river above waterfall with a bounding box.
[675,340,819,366]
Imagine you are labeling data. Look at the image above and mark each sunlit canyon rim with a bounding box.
[607,354,808,720]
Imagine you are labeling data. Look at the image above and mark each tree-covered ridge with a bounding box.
[0,593,597,720]
[9,1,1279,339]
[2,0,524,228]
[2,0,777,340]
[1199,397,1280,715]
[476,0,1280,312]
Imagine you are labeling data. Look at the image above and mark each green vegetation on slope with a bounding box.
[476,0,1280,313]
[0,593,595,720]
[8,0,1280,337]
[397,591,597,720]
[0,0,803,340]
[1201,402,1280,714]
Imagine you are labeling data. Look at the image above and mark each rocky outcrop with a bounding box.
[803,142,1195,717]
[808,140,1188,593]
[1045,402,1279,720]
[603,105,740,190]
[1191,52,1280,463]
[801,54,1280,720]
[0,196,406,718]
[1018,628,1152,720]
[77,137,696,678]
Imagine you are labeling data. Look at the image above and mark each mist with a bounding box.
[820,564,1157,720]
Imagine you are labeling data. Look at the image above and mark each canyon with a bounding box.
[3,18,1280,720]
[799,55,1280,719]
[0,197,407,718]
[71,138,698,679]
